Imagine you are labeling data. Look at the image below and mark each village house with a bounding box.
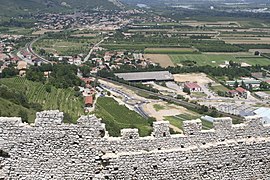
[17,61,28,70]
[17,61,28,77]
[44,71,51,78]
[81,77,93,85]
[84,95,93,108]
[228,87,247,98]
[254,92,270,100]
[184,82,202,92]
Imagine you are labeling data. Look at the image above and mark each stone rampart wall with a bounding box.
[0,110,270,179]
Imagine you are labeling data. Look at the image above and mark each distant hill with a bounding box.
[0,0,119,16]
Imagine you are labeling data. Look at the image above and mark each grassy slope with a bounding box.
[170,54,270,66]
[94,97,153,137]
[0,77,84,122]
[0,97,36,122]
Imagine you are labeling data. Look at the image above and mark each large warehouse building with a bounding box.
[115,71,174,82]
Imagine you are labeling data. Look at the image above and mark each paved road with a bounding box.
[84,38,105,62]
[27,36,52,64]
[99,77,244,121]
[99,83,150,118]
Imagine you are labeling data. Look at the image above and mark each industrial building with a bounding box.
[115,71,174,82]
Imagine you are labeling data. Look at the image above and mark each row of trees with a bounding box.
[25,64,82,89]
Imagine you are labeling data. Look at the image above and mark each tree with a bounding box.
[260,82,270,90]
[74,86,80,91]
[254,51,260,56]
[183,87,191,95]
[2,67,18,78]
[234,81,239,88]
[79,66,91,77]
[248,84,253,92]
[241,81,247,89]
[45,84,52,93]
[19,110,28,123]
[39,49,46,56]
[63,112,72,123]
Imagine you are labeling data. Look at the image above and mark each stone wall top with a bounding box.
[35,110,64,126]
[1,110,270,141]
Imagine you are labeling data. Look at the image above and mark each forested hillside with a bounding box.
[0,0,118,16]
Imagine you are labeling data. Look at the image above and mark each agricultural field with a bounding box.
[210,85,230,93]
[70,34,97,37]
[0,27,33,35]
[180,20,240,28]
[32,29,61,35]
[191,92,207,98]
[0,77,84,122]
[34,39,90,55]
[144,54,174,67]
[144,48,196,54]
[94,97,153,137]
[249,49,270,54]
[170,53,270,66]
[221,37,270,45]
[33,35,101,56]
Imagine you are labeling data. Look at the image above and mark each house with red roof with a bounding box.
[85,96,93,107]
[184,82,202,92]
[228,87,247,98]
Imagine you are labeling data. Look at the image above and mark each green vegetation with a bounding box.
[153,104,165,111]
[0,77,84,122]
[94,97,153,137]
[102,31,243,52]
[26,64,82,89]
[170,54,270,67]
[165,114,213,130]
[144,48,196,54]
[33,36,100,56]
[210,85,230,93]
[0,0,117,16]
[0,27,33,35]
[191,92,207,98]
[0,97,36,123]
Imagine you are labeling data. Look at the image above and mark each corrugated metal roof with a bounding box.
[254,107,270,117]
[115,71,174,81]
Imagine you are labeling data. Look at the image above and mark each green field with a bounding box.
[0,97,36,122]
[153,104,165,111]
[210,85,230,93]
[0,27,33,35]
[94,97,153,137]
[165,114,213,131]
[191,92,207,98]
[144,48,196,54]
[34,37,100,56]
[0,77,84,122]
[170,53,270,66]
